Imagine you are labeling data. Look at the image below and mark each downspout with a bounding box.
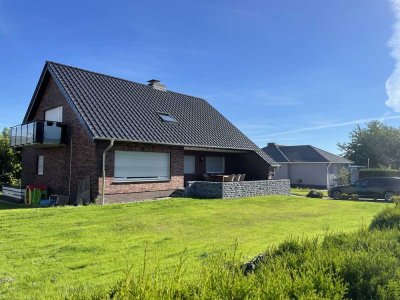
[102,139,114,205]
[68,139,73,201]
[326,163,332,190]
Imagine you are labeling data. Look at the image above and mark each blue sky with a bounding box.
[0,0,399,154]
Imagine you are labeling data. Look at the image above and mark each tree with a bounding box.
[338,121,400,169]
[0,128,21,188]
[336,167,350,185]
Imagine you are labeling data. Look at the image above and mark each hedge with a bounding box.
[359,168,400,179]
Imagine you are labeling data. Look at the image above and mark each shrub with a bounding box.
[0,128,21,189]
[339,193,359,201]
[306,190,324,198]
[392,195,400,207]
[359,168,400,179]
[349,194,359,200]
[336,167,350,185]
[369,206,400,230]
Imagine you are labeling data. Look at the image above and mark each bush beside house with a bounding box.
[0,128,21,190]
[306,190,324,198]
[359,168,400,179]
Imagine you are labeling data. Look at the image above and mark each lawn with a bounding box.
[0,195,386,299]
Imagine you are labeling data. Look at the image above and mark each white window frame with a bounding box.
[184,155,196,174]
[44,106,63,122]
[114,151,170,182]
[37,155,44,175]
[205,156,225,174]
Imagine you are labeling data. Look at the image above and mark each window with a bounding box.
[368,178,380,187]
[371,178,400,187]
[388,178,400,187]
[184,155,195,174]
[37,155,44,175]
[354,179,368,187]
[158,113,178,123]
[114,151,170,182]
[206,156,225,174]
[45,106,63,122]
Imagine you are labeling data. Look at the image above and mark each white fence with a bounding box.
[2,187,25,200]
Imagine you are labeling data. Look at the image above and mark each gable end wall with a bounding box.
[21,76,97,202]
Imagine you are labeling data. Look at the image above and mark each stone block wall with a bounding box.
[185,179,290,199]
[222,179,290,198]
[185,181,223,198]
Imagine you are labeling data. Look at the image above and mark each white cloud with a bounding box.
[253,114,400,139]
[385,0,400,112]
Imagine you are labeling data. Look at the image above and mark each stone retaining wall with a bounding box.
[185,179,290,199]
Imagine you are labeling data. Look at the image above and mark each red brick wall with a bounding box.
[21,75,97,202]
[96,141,184,203]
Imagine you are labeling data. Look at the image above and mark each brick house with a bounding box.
[10,62,278,203]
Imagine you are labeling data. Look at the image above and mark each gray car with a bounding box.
[328,177,400,201]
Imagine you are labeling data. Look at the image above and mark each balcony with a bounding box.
[10,120,67,148]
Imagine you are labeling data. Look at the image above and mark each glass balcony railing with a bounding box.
[10,121,67,147]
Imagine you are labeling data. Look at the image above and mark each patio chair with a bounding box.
[239,174,246,181]
[233,174,241,182]
[223,174,235,182]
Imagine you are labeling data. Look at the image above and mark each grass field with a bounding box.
[0,195,387,298]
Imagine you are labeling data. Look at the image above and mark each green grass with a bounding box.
[291,187,328,197]
[0,195,386,298]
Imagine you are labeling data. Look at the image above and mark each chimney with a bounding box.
[147,79,166,91]
[267,142,277,147]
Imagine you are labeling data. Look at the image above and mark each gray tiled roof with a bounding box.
[262,144,352,164]
[27,61,277,166]
[262,145,290,162]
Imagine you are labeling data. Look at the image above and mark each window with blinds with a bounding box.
[114,151,170,182]
[44,106,63,122]
[205,156,225,174]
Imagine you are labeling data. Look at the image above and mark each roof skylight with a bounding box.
[159,113,178,123]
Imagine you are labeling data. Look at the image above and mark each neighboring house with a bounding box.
[10,62,278,203]
[262,143,353,188]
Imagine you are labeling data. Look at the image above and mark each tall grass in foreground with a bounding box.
[66,206,400,300]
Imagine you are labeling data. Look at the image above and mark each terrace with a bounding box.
[183,147,290,198]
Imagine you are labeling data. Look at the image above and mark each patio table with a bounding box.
[210,175,229,182]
